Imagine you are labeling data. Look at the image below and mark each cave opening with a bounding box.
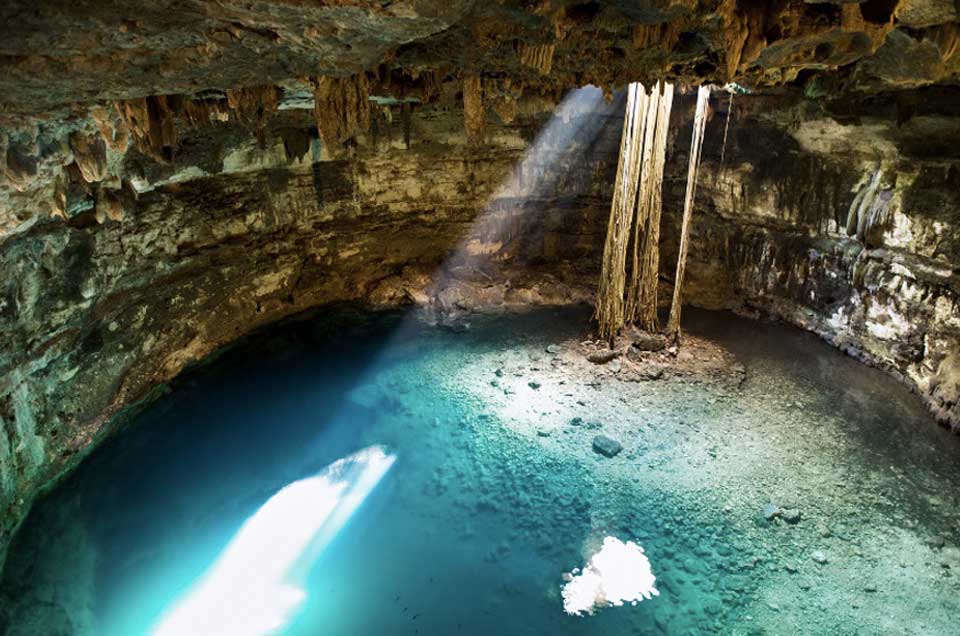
[1,2,959,635]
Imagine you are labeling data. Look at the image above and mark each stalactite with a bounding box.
[666,86,711,341]
[225,86,278,145]
[720,0,750,81]
[1,141,36,192]
[179,96,230,129]
[51,176,67,219]
[94,189,124,224]
[517,43,555,75]
[279,128,312,162]
[115,96,177,161]
[632,23,682,50]
[846,167,894,244]
[492,95,518,124]
[68,132,107,184]
[90,105,130,154]
[463,75,485,145]
[932,23,959,62]
[313,73,371,151]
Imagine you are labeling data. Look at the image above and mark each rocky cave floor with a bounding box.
[3,305,960,636]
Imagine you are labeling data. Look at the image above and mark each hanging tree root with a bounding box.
[595,83,648,343]
[631,81,674,332]
[595,81,674,343]
[596,82,709,348]
[719,91,733,168]
[666,85,711,343]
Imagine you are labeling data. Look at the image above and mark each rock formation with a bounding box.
[0,0,958,571]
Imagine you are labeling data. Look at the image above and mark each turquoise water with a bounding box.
[2,306,959,636]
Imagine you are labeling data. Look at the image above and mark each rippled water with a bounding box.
[2,306,958,636]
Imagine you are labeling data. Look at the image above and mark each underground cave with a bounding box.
[0,1,959,635]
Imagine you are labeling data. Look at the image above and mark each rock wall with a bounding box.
[0,89,623,567]
[1,81,958,574]
[661,88,960,433]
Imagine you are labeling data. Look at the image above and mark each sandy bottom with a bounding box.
[2,305,958,636]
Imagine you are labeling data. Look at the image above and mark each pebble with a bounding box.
[811,550,828,564]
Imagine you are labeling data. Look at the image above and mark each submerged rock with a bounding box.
[592,435,623,458]
[781,509,802,525]
[762,502,781,521]
[587,349,620,364]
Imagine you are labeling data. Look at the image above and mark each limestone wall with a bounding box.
[662,90,960,434]
[0,93,622,566]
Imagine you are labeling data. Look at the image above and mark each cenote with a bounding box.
[3,5,960,635]
[2,306,958,636]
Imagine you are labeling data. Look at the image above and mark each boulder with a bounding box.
[592,435,623,458]
[633,332,668,352]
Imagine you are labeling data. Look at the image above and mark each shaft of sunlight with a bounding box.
[430,85,610,295]
[152,446,396,636]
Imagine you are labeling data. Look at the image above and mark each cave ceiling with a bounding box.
[0,0,957,116]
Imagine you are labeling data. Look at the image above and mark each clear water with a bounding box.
[2,306,959,636]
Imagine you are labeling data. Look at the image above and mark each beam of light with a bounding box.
[561,536,659,616]
[350,86,618,401]
[428,85,615,301]
[152,446,396,636]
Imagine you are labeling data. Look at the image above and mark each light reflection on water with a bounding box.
[153,446,395,636]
